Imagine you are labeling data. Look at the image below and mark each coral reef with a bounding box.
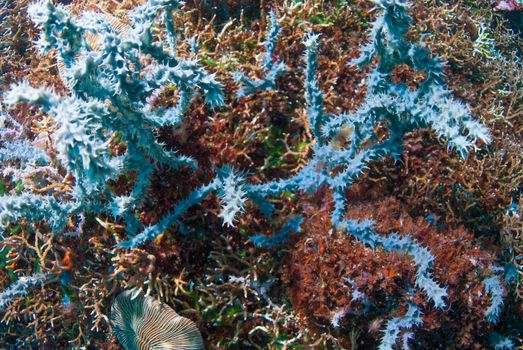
[285,195,505,349]
[0,0,521,349]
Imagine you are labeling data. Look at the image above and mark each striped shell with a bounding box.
[111,289,204,350]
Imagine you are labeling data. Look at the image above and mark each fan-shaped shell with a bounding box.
[111,289,204,350]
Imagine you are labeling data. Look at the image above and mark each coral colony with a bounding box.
[0,0,521,349]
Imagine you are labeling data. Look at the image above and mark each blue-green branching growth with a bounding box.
[483,275,505,324]
[2,0,226,239]
[241,0,492,347]
[119,165,247,248]
[0,0,505,347]
[120,0,491,264]
[378,303,422,350]
[233,10,287,98]
[0,273,47,310]
[243,0,490,226]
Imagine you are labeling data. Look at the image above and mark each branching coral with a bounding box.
[285,196,508,349]
[0,273,46,310]
[3,0,226,239]
[0,113,48,165]
[0,0,519,348]
[250,216,303,248]
[118,165,248,248]
[177,235,308,349]
[241,2,492,345]
[339,219,447,309]
[243,0,490,230]
[502,197,523,300]
[378,303,422,350]
[483,275,505,324]
[233,10,287,98]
